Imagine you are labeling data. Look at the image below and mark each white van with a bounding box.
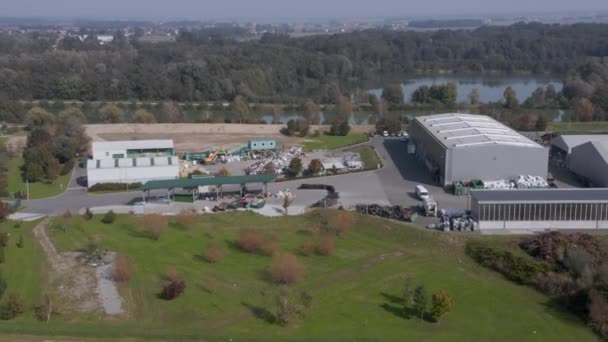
[415,185,429,200]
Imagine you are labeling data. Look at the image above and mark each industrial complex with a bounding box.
[409,113,548,186]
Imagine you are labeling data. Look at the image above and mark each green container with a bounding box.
[174,194,194,203]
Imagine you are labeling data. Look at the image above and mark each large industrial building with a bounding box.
[91,140,174,160]
[409,113,548,186]
[551,134,608,157]
[87,140,179,187]
[569,140,608,187]
[470,188,608,230]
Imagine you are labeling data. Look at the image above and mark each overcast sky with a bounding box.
[1,0,606,20]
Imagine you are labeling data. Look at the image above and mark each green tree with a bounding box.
[25,107,54,130]
[468,88,480,105]
[382,84,405,108]
[329,121,350,136]
[443,83,458,107]
[413,285,428,321]
[403,276,415,305]
[287,157,303,177]
[335,95,352,122]
[45,157,61,181]
[307,159,323,175]
[503,86,519,109]
[535,115,548,131]
[303,99,321,125]
[99,104,124,123]
[233,95,249,123]
[575,98,594,121]
[430,290,454,323]
[369,94,385,116]
[412,85,431,103]
[376,117,402,134]
[0,292,25,320]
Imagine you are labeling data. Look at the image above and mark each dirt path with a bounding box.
[32,220,124,315]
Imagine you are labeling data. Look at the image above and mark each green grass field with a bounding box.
[350,146,381,170]
[548,121,608,133]
[7,158,71,199]
[0,212,593,341]
[303,133,368,152]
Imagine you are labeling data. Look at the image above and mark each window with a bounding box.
[151,158,155,166]
[115,159,119,167]
[106,152,109,156]
[132,158,136,167]
[168,157,172,165]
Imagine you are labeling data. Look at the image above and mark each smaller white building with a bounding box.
[91,140,175,160]
[87,156,179,187]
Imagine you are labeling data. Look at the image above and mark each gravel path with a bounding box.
[95,252,125,315]
[33,220,125,315]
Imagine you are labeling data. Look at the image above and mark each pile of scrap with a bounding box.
[355,204,418,222]
[298,184,340,208]
[429,209,475,232]
[246,146,304,175]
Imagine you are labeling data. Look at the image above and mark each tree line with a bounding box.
[0,22,607,106]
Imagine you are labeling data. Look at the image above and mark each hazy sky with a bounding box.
[1,0,606,19]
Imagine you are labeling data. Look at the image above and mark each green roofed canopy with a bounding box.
[141,174,277,191]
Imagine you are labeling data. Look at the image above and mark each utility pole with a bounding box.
[26,178,30,201]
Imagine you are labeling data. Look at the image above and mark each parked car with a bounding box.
[383,130,389,137]
[415,185,430,200]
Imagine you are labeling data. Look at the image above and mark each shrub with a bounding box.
[0,273,6,299]
[300,240,316,256]
[82,207,93,221]
[101,210,115,224]
[307,159,323,175]
[160,280,186,300]
[327,211,355,235]
[466,241,551,284]
[217,167,231,177]
[316,235,336,256]
[62,210,72,220]
[287,157,303,177]
[60,159,75,176]
[329,120,351,136]
[88,182,142,192]
[16,234,23,248]
[0,293,24,320]
[143,214,168,240]
[237,228,277,255]
[176,209,197,229]
[112,254,134,282]
[0,232,9,247]
[203,244,225,263]
[430,290,454,322]
[269,253,305,285]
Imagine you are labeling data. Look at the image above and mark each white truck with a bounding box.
[423,197,438,217]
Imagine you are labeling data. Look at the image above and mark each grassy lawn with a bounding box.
[303,133,368,152]
[7,158,71,199]
[548,121,608,133]
[0,211,592,341]
[0,220,45,319]
[350,146,381,170]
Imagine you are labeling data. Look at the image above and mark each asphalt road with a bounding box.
[22,136,468,215]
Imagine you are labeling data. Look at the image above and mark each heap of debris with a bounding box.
[246,146,304,175]
[355,204,418,222]
[299,184,340,208]
[428,209,475,232]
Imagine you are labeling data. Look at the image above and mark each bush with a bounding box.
[0,232,9,247]
[466,241,551,284]
[327,211,355,235]
[112,254,134,282]
[176,209,197,229]
[329,121,351,136]
[307,159,323,175]
[101,210,115,224]
[0,273,6,299]
[160,280,186,300]
[287,158,303,177]
[203,244,225,263]
[60,159,75,176]
[88,182,142,192]
[300,240,316,256]
[316,235,336,256]
[82,207,93,221]
[0,293,24,320]
[237,228,277,256]
[430,290,454,322]
[217,167,231,177]
[269,253,305,285]
[143,214,168,240]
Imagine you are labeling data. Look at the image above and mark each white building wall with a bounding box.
[479,220,608,231]
[87,165,179,187]
[92,148,127,160]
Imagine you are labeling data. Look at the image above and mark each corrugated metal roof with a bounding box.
[471,188,608,203]
[551,135,608,153]
[414,113,542,149]
[141,174,277,190]
[92,140,174,151]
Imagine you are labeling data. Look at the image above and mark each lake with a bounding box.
[367,76,563,103]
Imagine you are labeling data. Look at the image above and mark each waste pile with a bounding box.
[355,204,417,222]
[429,209,475,232]
[336,152,363,170]
[246,146,304,175]
[299,184,340,208]
[483,175,548,190]
[276,188,294,199]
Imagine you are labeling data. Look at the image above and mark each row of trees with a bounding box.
[21,106,89,183]
[0,23,607,104]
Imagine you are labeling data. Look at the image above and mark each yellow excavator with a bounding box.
[204,147,226,164]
